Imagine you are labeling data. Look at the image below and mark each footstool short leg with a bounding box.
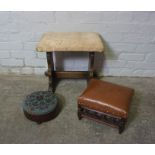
[78,105,82,120]
[37,121,42,124]
[118,119,126,134]
[78,112,82,120]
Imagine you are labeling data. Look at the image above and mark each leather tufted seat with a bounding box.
[77,79,134,133]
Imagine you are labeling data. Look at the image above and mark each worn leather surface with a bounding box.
[78,79,134,118]
[36,32,104,52]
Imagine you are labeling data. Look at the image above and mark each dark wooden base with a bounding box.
[23,104,59,124]
[78,105,126,134]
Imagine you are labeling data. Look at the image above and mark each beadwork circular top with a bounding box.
[23,91,58,115]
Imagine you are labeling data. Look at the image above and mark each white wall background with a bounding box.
[0,11,155,77]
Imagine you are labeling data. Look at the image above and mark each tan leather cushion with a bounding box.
[78,79,134,119]
[36,32,104,52]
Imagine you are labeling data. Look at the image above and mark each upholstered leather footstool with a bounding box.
[77,79,134,134]
[23,91,58,124]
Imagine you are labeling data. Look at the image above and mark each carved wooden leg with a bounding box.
[88,52,95,84]
[46,52,55,93]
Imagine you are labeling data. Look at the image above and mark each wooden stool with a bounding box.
[36,32,104,92]
[77,79,134,134]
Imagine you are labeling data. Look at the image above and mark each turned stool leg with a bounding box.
[88,52,95,84]
[46,52,55,93]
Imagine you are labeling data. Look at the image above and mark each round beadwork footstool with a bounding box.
[23,91,58,124]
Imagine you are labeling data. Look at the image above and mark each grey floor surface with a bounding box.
[0,74,154,144]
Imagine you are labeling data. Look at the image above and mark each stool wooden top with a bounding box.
[36,32,104,52]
